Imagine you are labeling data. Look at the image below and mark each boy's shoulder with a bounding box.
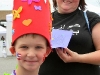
[3,65,17,75]
[3,70,15,75]
[3,73,12,75]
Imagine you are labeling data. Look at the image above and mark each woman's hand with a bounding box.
[56,48,81,63]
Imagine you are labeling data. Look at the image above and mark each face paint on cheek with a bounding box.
[16,53,22,60]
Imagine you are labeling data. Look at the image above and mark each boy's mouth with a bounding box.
[63,0,72,3]
[24,60,38,63]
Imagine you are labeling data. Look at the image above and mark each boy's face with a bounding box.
[15,34,50,71]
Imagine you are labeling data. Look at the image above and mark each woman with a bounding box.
[39,0,100,75]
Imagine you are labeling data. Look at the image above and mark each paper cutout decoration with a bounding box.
[51,29,73,48]
[22,19,32,26]
[22,0,40,4]
[34,5,42,10]
[12,6,23,20]
[21,0,33,5]
[49,23,52,32]
[12,29,15,35]
[33,0,40,2]
[50,14,53,21]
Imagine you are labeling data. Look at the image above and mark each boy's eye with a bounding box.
[35,46,43,49]
[20,46,28,49]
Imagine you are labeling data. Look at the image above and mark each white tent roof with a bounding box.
[6,14,13,22]
[86,3,100,15]
[0,26,6,33]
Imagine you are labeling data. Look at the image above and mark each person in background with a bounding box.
[39,0,100,75]
[2,41,7,58]
[1,36,5,41]
[1,36,7,58]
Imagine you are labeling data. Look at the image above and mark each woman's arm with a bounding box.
[56,22,100,65]
[78,22,100,65]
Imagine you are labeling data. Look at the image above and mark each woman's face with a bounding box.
[56,0,80,14]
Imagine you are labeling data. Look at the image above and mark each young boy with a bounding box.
[4,0,52,75]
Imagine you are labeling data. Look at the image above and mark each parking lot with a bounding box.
[0,56,17,75]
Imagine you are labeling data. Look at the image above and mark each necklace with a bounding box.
[13,70,16,75]
[12,70,39,75]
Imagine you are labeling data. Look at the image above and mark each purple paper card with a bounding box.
[51,29,73,48]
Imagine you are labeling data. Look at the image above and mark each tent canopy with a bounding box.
[0,26,6,33]
[86,3,100,15]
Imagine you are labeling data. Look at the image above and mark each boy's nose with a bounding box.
[63,0,66,2]
[27,49,36,57]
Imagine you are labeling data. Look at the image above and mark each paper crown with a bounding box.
[12,0,52,47]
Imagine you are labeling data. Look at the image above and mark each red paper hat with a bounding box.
[12,0,52,47]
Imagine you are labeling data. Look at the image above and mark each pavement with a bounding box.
[0,56,17,75]
[0,55,100,75]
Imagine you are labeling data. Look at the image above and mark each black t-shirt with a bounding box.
[39,9,100,75]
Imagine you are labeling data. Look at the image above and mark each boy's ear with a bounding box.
[45,47,51,57]
[9,46,16,56]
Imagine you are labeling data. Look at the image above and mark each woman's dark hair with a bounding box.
[53,0,87,11]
